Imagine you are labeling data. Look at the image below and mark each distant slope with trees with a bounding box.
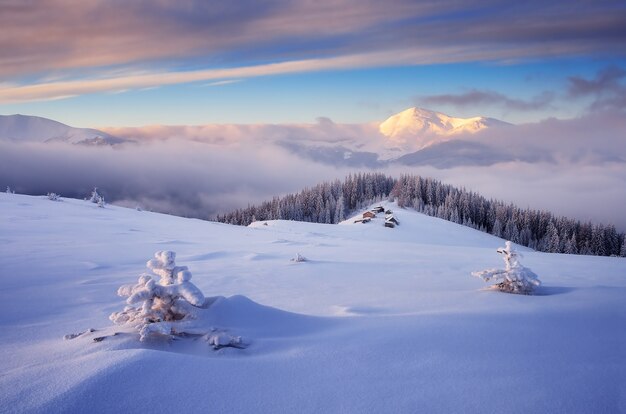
[216,173,626,257]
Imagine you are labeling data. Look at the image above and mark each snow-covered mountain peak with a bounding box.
[0,114,129,145]
[379,107,509,151]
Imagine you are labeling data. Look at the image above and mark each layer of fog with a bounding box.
[1,111,625,230]
[0,140,350,219]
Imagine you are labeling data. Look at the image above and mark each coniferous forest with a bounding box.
[216,173,626,257]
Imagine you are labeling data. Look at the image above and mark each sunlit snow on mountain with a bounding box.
[379,107,511,152]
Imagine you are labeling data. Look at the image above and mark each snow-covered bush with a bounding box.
[291,253,307,262]
[6,186,15,194]
[472,241,541,295]
[110,251,206,341]
[47,192,61,201]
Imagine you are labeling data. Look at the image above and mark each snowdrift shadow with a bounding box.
[80,295,339,358]
[331,305,387,316]
[198,295,336,338]
[534,286,576,296]
[478,285,576,296]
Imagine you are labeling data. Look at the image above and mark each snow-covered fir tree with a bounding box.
[110,251,206,341]
[472,241,541,295]
[89,187,101,203]
[87,187,106,207]
[564,233,578,255]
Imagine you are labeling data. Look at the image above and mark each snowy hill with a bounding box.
[0,193,624,413]
[379,107,510,150]
[0,114,128,145]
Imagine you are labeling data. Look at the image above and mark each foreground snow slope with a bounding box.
[0,193,624,413]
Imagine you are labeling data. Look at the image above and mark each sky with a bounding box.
[1,0,625,127]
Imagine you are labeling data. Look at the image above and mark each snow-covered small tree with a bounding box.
[491,218,503,238]
[472,241,541,295]
[89,187,105,207]
[110,251,206,341]
[291,253,307,262]
[47,192,61,201]
[89,187,101,203]
[6,186,15,194]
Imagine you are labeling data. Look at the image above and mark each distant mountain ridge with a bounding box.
[0,110,512,166]
[0,114,128,145]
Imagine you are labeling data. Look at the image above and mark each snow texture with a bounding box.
[472,241,541,294]
[0,193,624,414]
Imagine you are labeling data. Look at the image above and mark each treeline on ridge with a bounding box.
[216,173,626,257]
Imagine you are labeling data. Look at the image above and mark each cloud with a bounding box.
[417,65,626,115]
[102,118,378,146]
[408,162,626,231]
[0,51,425,103]
[2,109,626,231]
[418,90,554,111]
[568,66,625,97]
[481,111,626,164]
[567,65,626,111]
[202,80,242,87]
[1,1,625,102]
[0,138,349,220]
[387,110,626,230]
[427,111,626,229]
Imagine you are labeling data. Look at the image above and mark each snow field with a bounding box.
[0,193,624,413]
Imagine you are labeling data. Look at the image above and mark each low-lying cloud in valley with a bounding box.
[0,139,349,219]
[1,106,625,230]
